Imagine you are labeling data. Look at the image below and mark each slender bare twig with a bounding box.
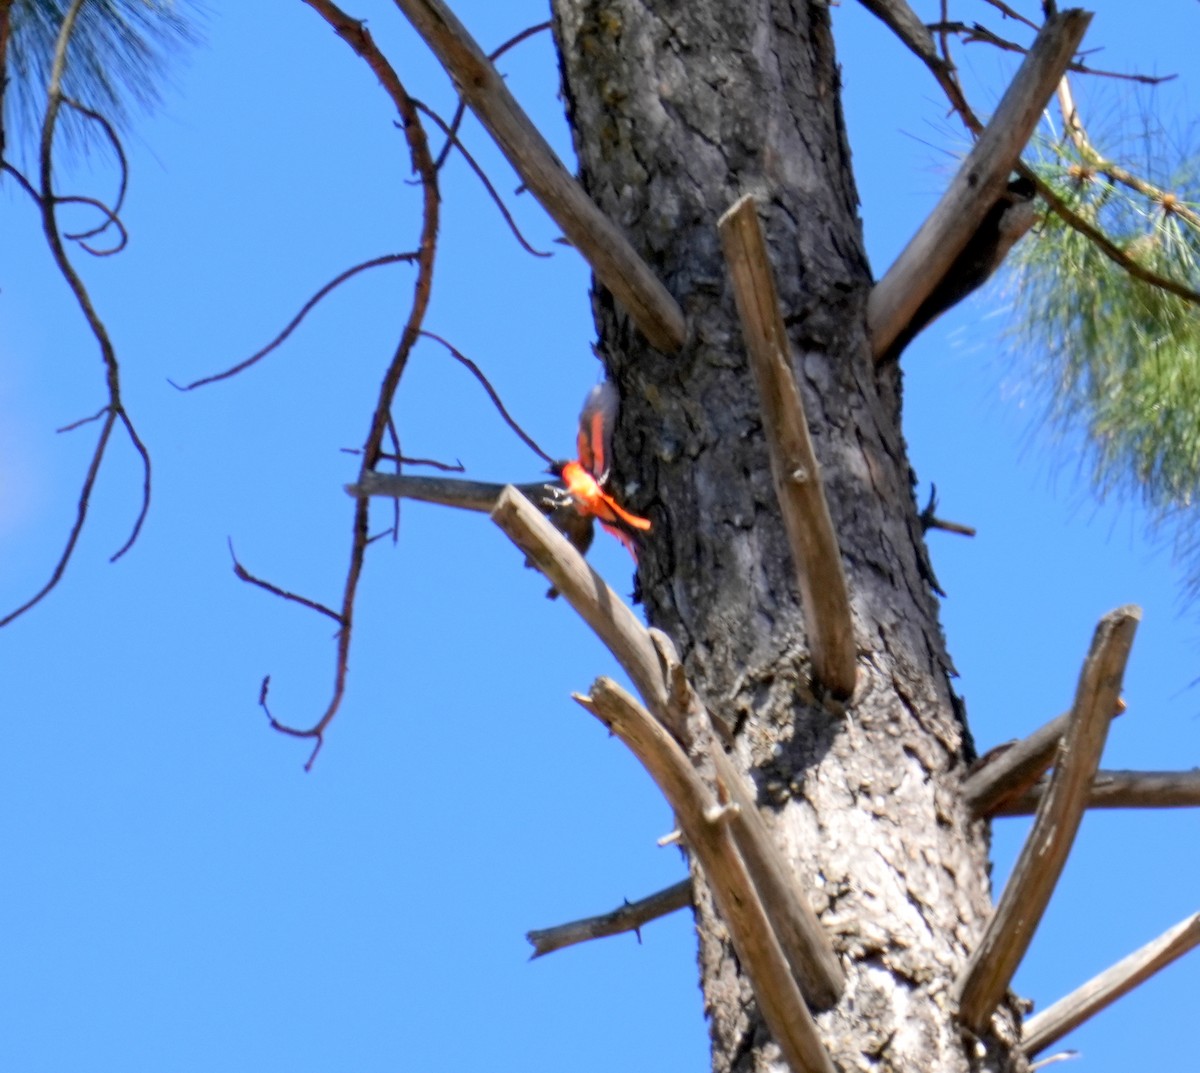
[263,0,439,768]
[2,0,152,628]
[174,252,419,390]
[995,769,1200,815]
[60,97,129,242]
[718,195,856,700]
[868,9,1091,361]
[576,679,836,1073]
[390,0,686,353]
[227,539,341,623]
[412,99,550,257]
[525,878,692,958]
[1022,911,1200,1055]
[417,331,556,464]
[955,606,1140,1034]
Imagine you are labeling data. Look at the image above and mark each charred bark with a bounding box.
[550,3,1018,1071]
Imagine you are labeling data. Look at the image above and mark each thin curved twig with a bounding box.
[2,0,150,628]
[412,98,550,257]
[418,329,556,466]
[60,97,130,243]
[228,539,341,623]
[261,0,439,769]
[174,251,419,390]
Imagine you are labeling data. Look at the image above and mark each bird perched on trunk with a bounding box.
[549,381,652,561]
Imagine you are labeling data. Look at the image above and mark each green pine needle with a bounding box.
[4,0,203,161]
[1010,143,1200,570]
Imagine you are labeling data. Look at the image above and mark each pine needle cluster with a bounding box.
[1010,136,1200,565]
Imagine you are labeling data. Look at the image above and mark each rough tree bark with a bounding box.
[550,3,1012,1072]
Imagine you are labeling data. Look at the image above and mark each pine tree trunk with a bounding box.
[550,3,1024,1070]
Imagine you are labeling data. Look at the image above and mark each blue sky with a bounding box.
[2,3,1197,1071]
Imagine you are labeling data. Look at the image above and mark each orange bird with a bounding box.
[552,382,651,560]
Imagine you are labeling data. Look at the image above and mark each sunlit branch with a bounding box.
[491,485,672,724]
[963,709,1072,817]
[955,606,1140,1034]
[391,0,686,353]
[174,252,419,390]
[719,194,857,700]
[525,878,692,958]
[351,472,558,513]
[575,679,837,1073]
[431,20,552,171]
[1022,911,1200,1055]
[869,8,1091,361]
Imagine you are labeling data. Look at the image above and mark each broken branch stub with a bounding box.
[718,194,857,700]
[955,605,1141,1034]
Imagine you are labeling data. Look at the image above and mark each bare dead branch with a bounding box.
[431,20,552,170]
[350,471,557,513]
[390,0,686,353]
[955,605,1140,1034]
[869,9,1092,361]
[1022,911,1200,1055]
[857,0,942,67]
[411,99,550,257]
[718,195,857,700]
[258,0,440,766]
[963,709,1071,817]
[994,768,1200,815]
[417,331,556,464]
[525,878,692,958]
[491,485,672,724]
[493,489,843,1008]
[709,745,845,1009]
[2,0,152,628]
[576,679,836,1073]
[174,252,419,390]
[60,97,129,243]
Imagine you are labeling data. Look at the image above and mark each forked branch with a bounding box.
[490,485,844,1010]
[1022,911,1200,1055]
[576,679,836,1073]
[525,878,692,959]
[955,605,1140,1034]
[390,0,686,352]
[868,8,1091,360]
[718,195,857,700]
